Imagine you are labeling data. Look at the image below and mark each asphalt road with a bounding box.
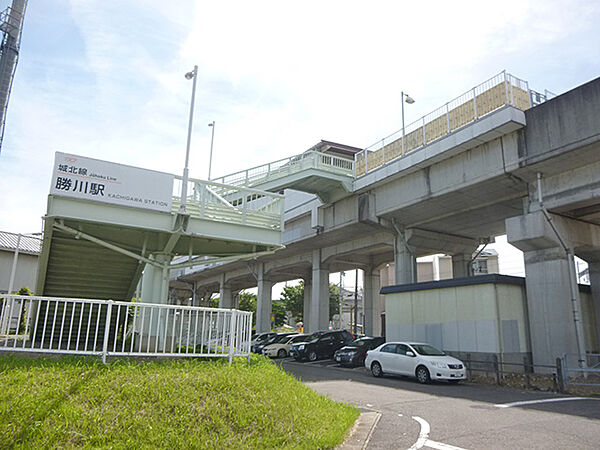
[275,357,600,449]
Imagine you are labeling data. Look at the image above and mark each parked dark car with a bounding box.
[252,332,297,354]
[289,330,354,361]
[250,332,277,353]
[334,336,385,367]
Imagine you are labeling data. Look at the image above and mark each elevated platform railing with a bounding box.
[356,71,531,177]
[209,150,354,193]
[0,294,253,364]
[173,176,284,231]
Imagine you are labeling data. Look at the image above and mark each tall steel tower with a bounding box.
[0,0,26,154]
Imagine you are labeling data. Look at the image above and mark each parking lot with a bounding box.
[276,356,600,449]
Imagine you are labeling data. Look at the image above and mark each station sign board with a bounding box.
[50,152,174,213]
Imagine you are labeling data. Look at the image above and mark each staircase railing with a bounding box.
[173,176,284,231]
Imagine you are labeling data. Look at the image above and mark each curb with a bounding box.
[337,411,381,450]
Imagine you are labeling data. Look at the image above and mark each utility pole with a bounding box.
[0,0,27,154]
[354,268,358,335]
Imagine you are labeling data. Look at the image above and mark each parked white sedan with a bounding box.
[364,342,466,384]
[262,334,308,358]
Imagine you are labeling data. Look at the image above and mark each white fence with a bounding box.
[0,295,253,363]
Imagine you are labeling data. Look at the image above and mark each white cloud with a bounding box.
[0,0,599,234]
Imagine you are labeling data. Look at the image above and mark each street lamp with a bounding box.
[401,91,415,156]
[208,121,215,180]
[180,65,198,213]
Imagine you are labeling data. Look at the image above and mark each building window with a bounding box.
[472,259,488,275]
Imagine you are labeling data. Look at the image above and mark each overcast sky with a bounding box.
[0,0,598,285]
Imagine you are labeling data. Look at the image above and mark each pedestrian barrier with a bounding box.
[0,294,253,364]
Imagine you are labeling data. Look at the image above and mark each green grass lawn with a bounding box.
[0,355,358,449]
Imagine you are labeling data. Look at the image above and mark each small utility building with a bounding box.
[381,274,597,360]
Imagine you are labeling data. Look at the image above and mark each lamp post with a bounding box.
[401,91,415,156]
[180,65,198,213]
[208,121,215,180]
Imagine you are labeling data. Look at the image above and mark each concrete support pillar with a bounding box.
[303,277,311,333]
[141,255,171,305]
[394,233,417,285]
[218,274,233,308]
[310,250,329,333]
[363,267,381,337]
[506,211,600,367]
[139,254,171,351]
[256,263,273,333]
[451,253,473,278]
[587,261,600,350]
[521,248,582,366]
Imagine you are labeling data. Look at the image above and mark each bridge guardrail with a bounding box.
[356,71,531,177]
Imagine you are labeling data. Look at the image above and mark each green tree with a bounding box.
[210,291,259,326]
[279,281,341,322]
[238,291,257,328]
[272,300,286,327]
[17,286,32,296]
[279,281,305,320]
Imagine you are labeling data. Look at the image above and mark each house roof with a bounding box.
[0,231,42,255]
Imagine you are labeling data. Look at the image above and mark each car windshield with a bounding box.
[275,334,293,343]
[351,339,370,347]
[308,332,322,343]
[290,335,306,343]
[410,344,445,356]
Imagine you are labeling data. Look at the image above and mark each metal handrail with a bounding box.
[210,150,354,189]
[172,175,285,231]
[356,71,531,177]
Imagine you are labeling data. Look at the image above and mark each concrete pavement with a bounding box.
[277,358,600,449]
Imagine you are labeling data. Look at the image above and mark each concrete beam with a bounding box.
[404,228,479,257]
[507,211,600,253]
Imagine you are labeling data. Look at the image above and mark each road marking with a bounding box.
[494,397,600,408]
[409,416,430,449]
[409,416,468,450]
[425,440,467,450]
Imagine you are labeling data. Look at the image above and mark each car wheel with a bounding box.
[371,361,383,378]
[308,351,318,362]
[416,366,431,384]
[277,349,287,358]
